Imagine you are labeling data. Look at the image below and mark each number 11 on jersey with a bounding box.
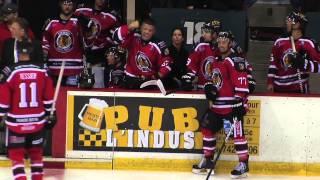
[19,82,39,108]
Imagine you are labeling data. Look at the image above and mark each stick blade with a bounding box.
[140,80,158,89]
[156,79,167,96]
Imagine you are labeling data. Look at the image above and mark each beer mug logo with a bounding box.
[78,98,108,132]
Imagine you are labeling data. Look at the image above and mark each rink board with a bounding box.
[65,91,260,157]
[63,91,320,175]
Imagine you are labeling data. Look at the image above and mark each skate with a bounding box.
[192,156,214,175]
[230,161,249,179]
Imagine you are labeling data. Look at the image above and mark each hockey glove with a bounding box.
[45,113,57,130]
[232,98,246,118]
[181,73,195,91]
[204,82,218,101]
[248,78,256,94]
[288,53,305,70]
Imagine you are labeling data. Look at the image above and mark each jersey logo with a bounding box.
[54,30,74,53]
[86,18,101,40]
[282,49,294,70]
[135,51,152,72]
[211,68,223,89]
[201,56,215,80]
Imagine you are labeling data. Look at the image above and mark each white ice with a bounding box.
[0,168,319,180]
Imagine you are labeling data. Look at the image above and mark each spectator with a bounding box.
[164,27,188,89]
[75,0,119,88]
[113,18,172,89]
[1,17,43,68]
[42,0,85,86]
[0,3,34,59]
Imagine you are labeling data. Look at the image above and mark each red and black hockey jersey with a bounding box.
[209,54,249,115]
[74,8,118,50]
[42,17,84,76]
[267,37,320,93]
[187,42,219,88]
[0,63,54,134]
[113,25,172,79]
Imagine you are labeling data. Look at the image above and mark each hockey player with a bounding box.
[104,46,125,87]
[42,0,85,86]
[112,18,172,89]
[74,0,119,88]
[192,31,250,178]
[181,20,220,90]
[0,39,55,180]
[267,11,320,93]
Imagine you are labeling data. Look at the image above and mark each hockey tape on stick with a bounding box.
[206,117,236,180]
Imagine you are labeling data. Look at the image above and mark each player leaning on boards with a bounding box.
[0,39,56,180]
[181,20,220,91]
[112,18,172,89]
[192,31,250,179]
[181,19,256,93]
[74,0,119,88]
[267,11,320,94]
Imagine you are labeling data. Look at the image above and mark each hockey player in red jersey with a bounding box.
[42,0,85,86]
[74,0,119,88]
[181,20,220,90]
[0,39,55,180]
[192,31,250,178]
[112,18,172,89]
[267,11,320,93]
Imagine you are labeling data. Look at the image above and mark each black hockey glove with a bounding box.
[204,82,218,101]
[232,98,246,118]
[45,113,57,130]
[181,73,195,91]
[288,53,305,70]
[248,78,256,94]
[121,75,145,89]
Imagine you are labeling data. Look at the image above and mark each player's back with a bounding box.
[1,62,54,133]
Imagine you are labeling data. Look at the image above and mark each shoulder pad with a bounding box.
[310,38,320,52]
[0,66,12,83]
[42,18,52,31]
[231,56,247,72]
[194,42,209,52]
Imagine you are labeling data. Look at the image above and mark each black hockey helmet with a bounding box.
[105,46,125,61]
[217,31,234,42]
[202,19,222,33]
[286,11,308,27]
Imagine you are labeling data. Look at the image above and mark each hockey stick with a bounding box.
[50,60,66,115]
[290,35,304,93]
[140,79,167,96]
[205,117,236,180]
